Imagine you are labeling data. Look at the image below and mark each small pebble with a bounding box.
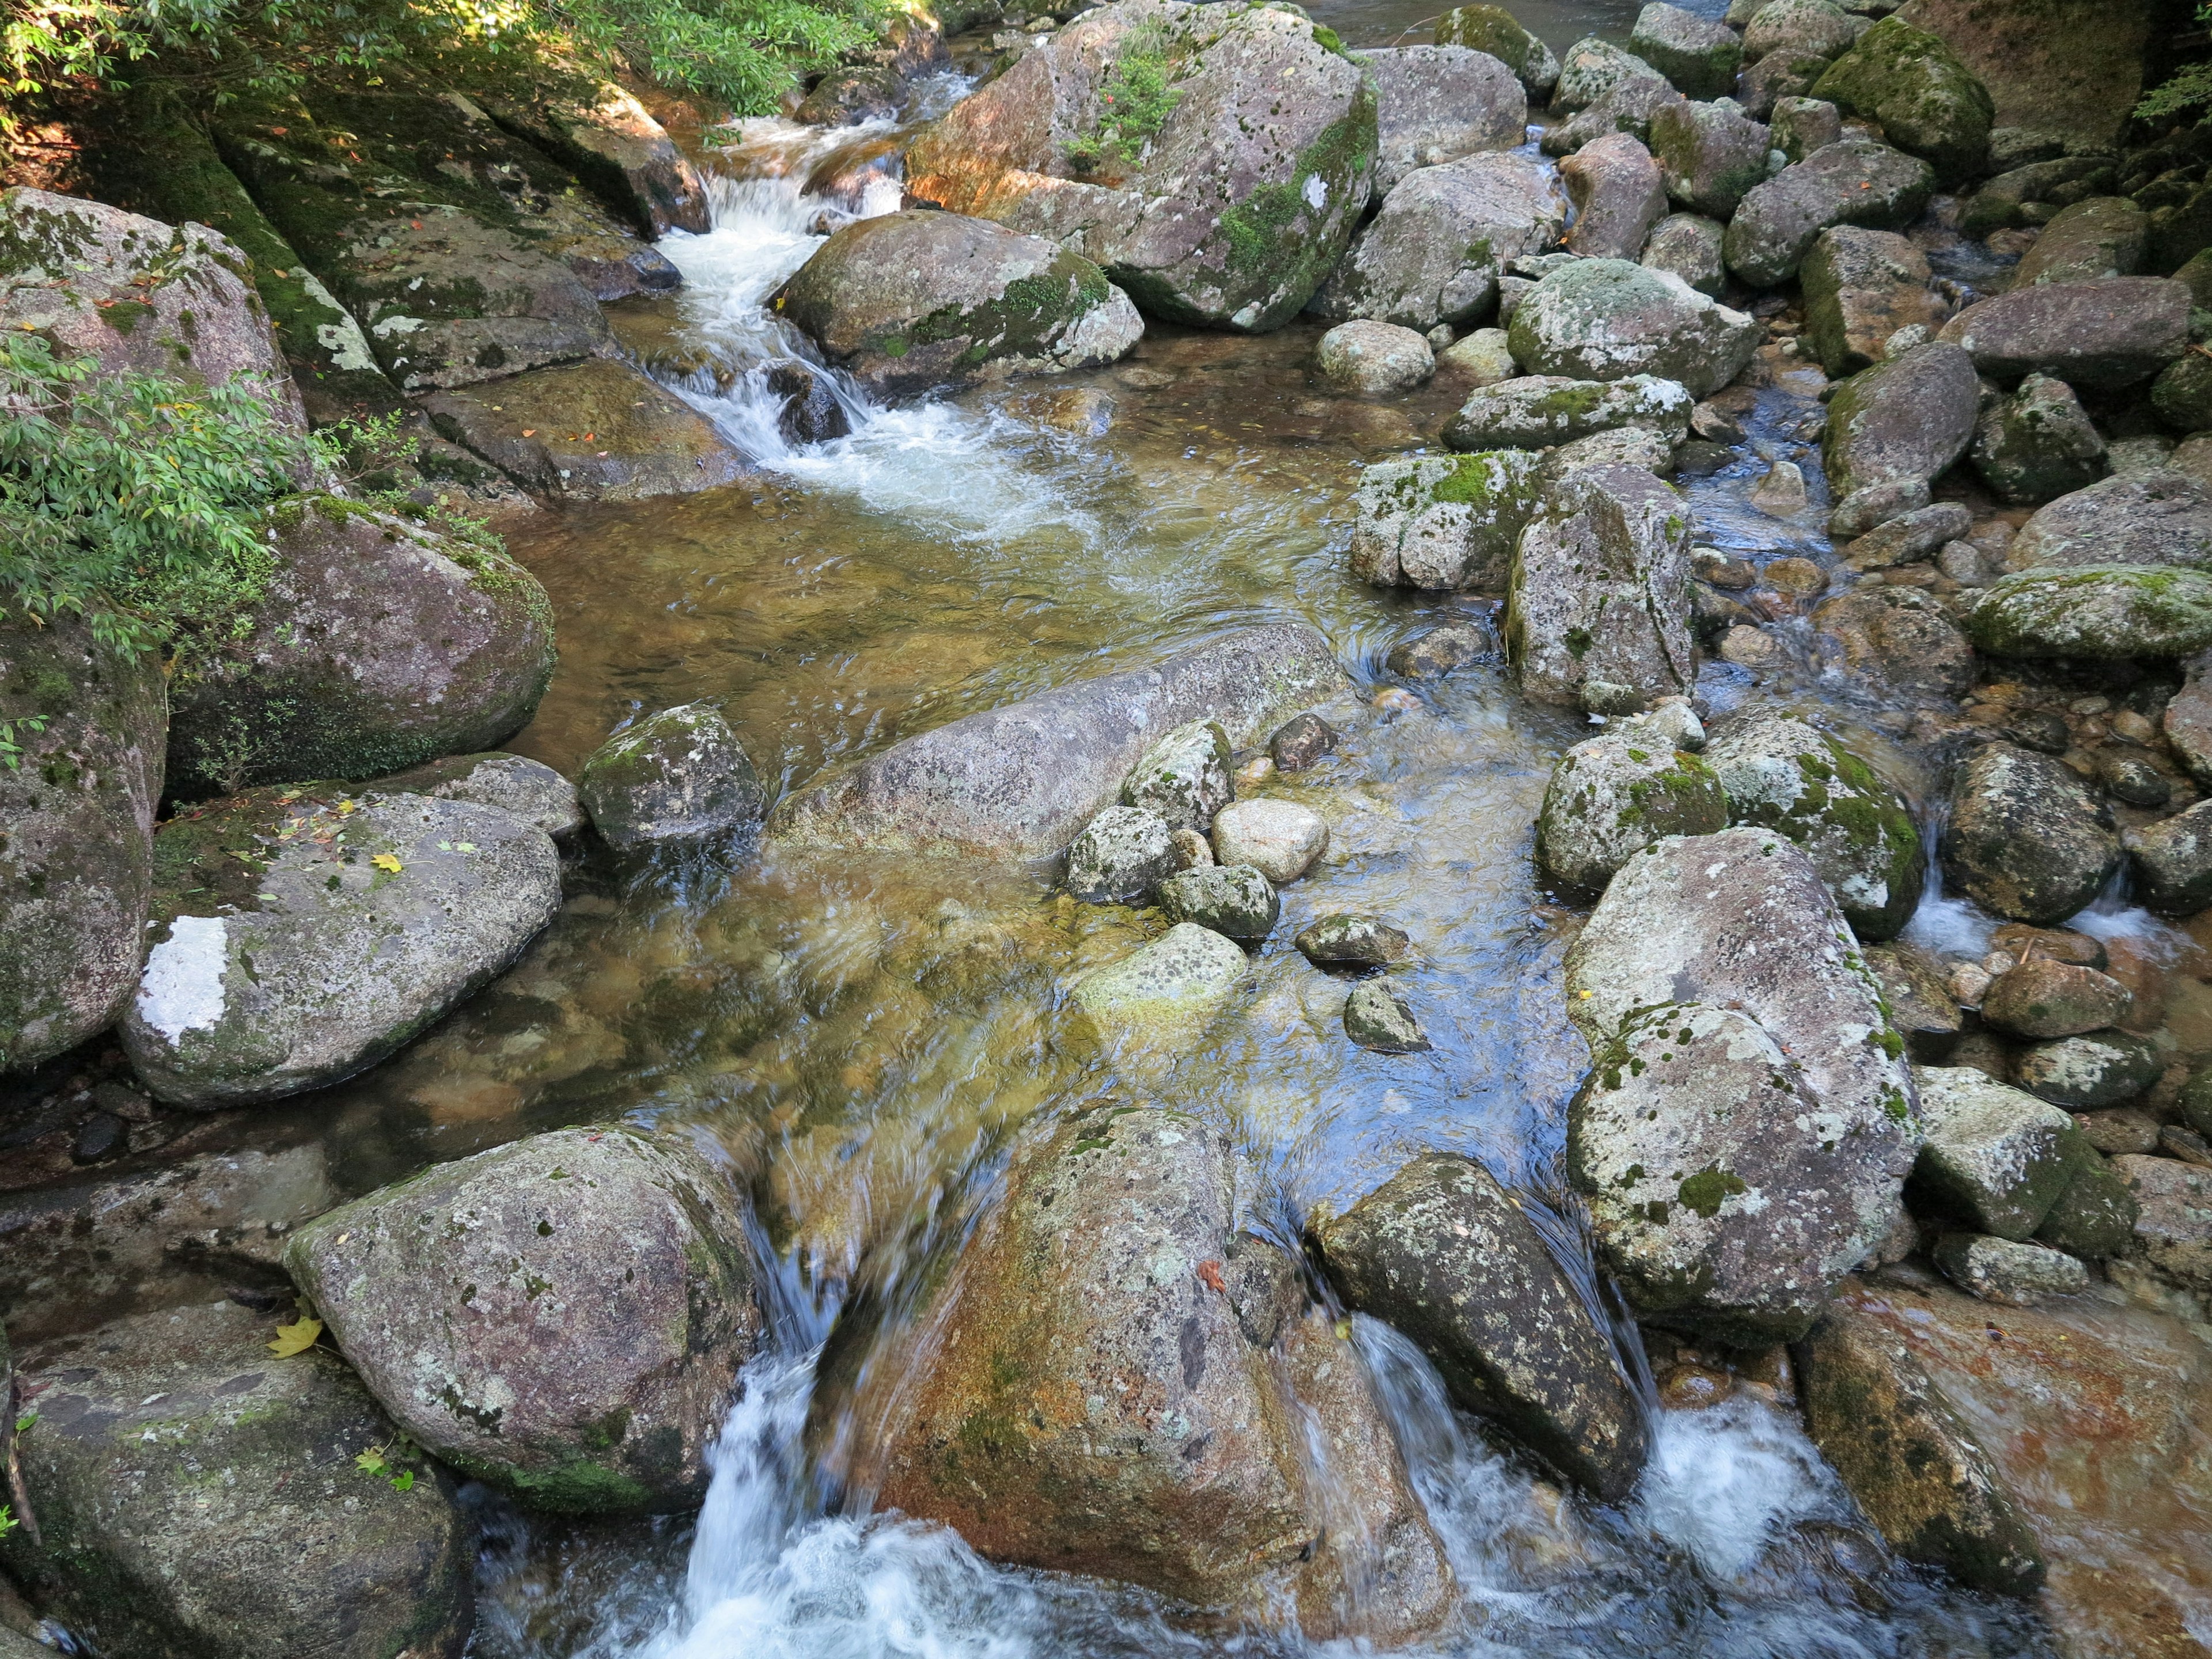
[1719,624,1781,669]
[1762,556,1827,596]
[1269,713,1338,772]
[71,1111,128,1164]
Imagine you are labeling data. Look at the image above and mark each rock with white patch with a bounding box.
[1909,1065,2082,1239]
[1349,449,1546,589]
[1507,257,1760,397]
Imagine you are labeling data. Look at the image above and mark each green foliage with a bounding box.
[2139,3,2212,120]
[1066,23,1181,171]
[551,0,884,114]
[311,408,506,556]
[0,332,310,660]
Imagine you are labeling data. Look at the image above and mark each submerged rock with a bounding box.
[1812,584,1976,702]
[1941,744,2117,926]
[1799,225,1941,378]
[775,210,1142,397]
[286,1127,760,1512]
[119,784,560,1107]
[772,624,1347,858]
[578,702,769,850]
[1350,450,1546,590]
[1506,257,1760,397]
[1359,44,1527,193]
[1069,922,1249,1038]
[1910,1066,2081,1239]
[1819,340,1979,497]
[1314,1153,1647,1497]
[1565,829,1920,1343]
[1936,277,2190,392]
[0,619,164,1073]
[903,1,1376,332]
[1809,16,1993,185]
[840,1103,1455,1640]
[0,1300,471,1658]
[1966,565,2212,661]
[1535,723,1729,891]
[1723,137,1934,287]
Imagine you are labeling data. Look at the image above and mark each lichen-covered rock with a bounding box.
[1811,584,1976,701]
[1843,501,1972,571]
[1649,99,1772,218]
[1295,912,1410,965]
[1067,804,1178,902]
[2115,1153,2212,1287]
[1809,15,1993,184]
[1967,373,2107,506]
[1069,921,1249,1039]
[1310,149,1565,329]
[1979,957,2131,1039]
[2124,796,2212,916]
[1723,137,1934,286]
[1743,0,1857,64]
[1359,44,1527,194]
[1313,1152,1647,1497]
[2015,1031,2161,1109]
[1936,277,2190,392]
[2154,351,2212,435]
[1552,36,1664,112]
[1797,1297,2045,1596]
[2035,1152,2138,1260]
[1818,340,1979,497]
[1120,719,1233,831]
[165,498,555,796]
[0,619,164,1074]
[1441,373,1693,453]
[1565,829,1921,1343]
[1865,938,1961,1051]
[1434,3,1559,94]
[1211,797,1328,881]
[1910,1065,2081,1238]
[2010,471,2212,570]
[0,1299,471,1659]
[1799,225,1941,377]
[370,751,583,840]
[119,785,559,1107]
[1934,1233,2088,1305]
[1535,724,1728,891]
[838,1103,1455,1640]
[420,357,748,501]
[1349,449,1546,589]
[1509,462,1696,707]
[285,1127,760,1512]
[1768,93,1842,160]
[774,210,1141,397]
[495,79,711,235]
[578,702,768,851]
[1967,565,2212,661]
[1703,708,1922,940]
[1507,257,1759,396]
[1315,317,1434,391]
[1957,156,2116,238]
[903,1,1376,332]
[1641,210,1726,294]
[1629,3,1744,101]
[1159,861,1277,939]
[1941,744,2116,926]
[1542,71,1684,155]
[1561,132,1670,259]
[2013,195,2146,285]
[1343,978,1430,1051]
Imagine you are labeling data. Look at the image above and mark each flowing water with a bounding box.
[228,5,2173,1652]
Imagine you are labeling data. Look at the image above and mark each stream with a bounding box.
[278,2,2081,1652]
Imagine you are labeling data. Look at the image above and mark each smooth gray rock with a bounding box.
[1508,257,1760,397]
[1317,318,1434,391]
[287,1127,762,1511]
[1724,137,1934,286]
[1313,1152,1647,1497]
[1941,744,2118,925]
[120,785,560,1107]
[2010,472,2212,570]
[1541,72,1685,154]
[1121,719,1233,831]
[1911,1065,2081,1239]
[1211,797,1328,882]
[1561,133,1670,259]
[2013,196,2147,285]
[1360,44,1527,194]
[1536,724,1729,891]
[1067,804,1178,902]
[371,750,584,840]
[1934,1233,2087,1304]
[1744,0,1858,63]
[1936,277,2190,391]
[1770,93,1843,160]
[1343,978,1431,1051]
[1844,501,1974,570]
[579,703,768,849]
[1350,450,1546,590]
[1159,861,1278,939]
[1642,210,1728,294]
[1829,475,1930,538]
[1819,340,1979,497]
[772,625,1348,857]
[1649,99,1773,218]
[1969,373,2108,506]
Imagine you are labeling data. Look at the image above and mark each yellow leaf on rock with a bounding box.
[371,853,403,873]
[268,1317,323,1357]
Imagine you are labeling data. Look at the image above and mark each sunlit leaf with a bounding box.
[268,1316,323,1357]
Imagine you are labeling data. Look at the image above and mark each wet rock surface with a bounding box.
[579,703,769,850]
[1351,449,1546,589]
[1941,744,2119,926]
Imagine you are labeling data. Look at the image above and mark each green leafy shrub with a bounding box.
[551,0,885,115]
[1065,22,1183,171]
[2139,2,2212,121]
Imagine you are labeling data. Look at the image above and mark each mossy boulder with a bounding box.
[1552,37,1664,112]
[904,0,1377,332]
[1441,372,1693,452]
[1819,339,1979,497]
[2153,350,2212,435]
[0,618,165,1073]
[1809,16,1993,185]
[1313,1152,1648,1498]
[774,210,1142,397]
[1799,224,1942,377]
[830,1102,1454,1640]
[1812,584,1978,702]
[1535,723,1729,892]
[1358,44,1527,194]
[1630,2,1744,102]
[1888,0,2152,150]
[1723,137,1933,286]
[166,498,556,797]
[1742,0,1857,65]
[1507,257,1760,396]
[578,702,768,850]
[1968,372,2108,505]
[1433,2,1559,94]
[284,1127,762,1512]
[119,782,561,1107]
[1349,448,1546,589]
[0,1299,471,1659]
[1966,565,2212,660]
[1936,276,2190,391]
[2035,1151,2138,1260]
[1910,1065,2083,1239]
[1940,743,2119,925]
[2013,196,2146,285]
[1704,709,1922,940]
[1648,99,1772,219]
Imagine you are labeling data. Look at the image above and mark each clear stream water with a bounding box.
[230,2,2134,1652]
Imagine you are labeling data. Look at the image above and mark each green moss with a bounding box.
[1207,81,1377,329]
[501,1455,653,1513]
[1676,1163,1748,1218]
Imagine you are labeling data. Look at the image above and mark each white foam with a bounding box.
[1637,1395,1854,1581]
[135,914,229,1041]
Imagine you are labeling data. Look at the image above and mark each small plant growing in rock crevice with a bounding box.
[1066,24,1183,175]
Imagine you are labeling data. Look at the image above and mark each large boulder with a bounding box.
[1967,373,2108,505]
[1630,2,1744,101]
[1811,584,1978,701]
[2016,1031,2161,1109]
[835,1103,1454,1641]
[1359,44,1525,194]
[1892,0,2153,149]
[1965,566,2212,661]
[1940,744,2119,925]
[0,1300,470,1659]
[1560,133,1669,259]
[2013,196,2148,286]
[0,619,164,1073]
[1648,99,1772,219]
[771,624,1347,857]
[2124,797,2212,916]
[1723,137,1934,286]
[1936,277,2190,391]
[577,703,769,850]
[0,187,306,433]
[1313,1152,1648,1499]
[1535,721,1729,891]
[2116,1154,2212,1289]
[1565,829,1920,1342]
[1799,225,1942,378]
[1542,70,1684,155]
[1809,16,1994,185]
[1310,149,1564,328]
[903,1,1377,332]
[1742,0,1858,65]
[1434,3,1559,96]
[1506,257,1760,397]
[1910,1066,2082,1239]
[2009,471,2212,569]
[1441,372,1693,451]
[1552,37,1664,112]
[1819,340,1979,497]
[165,498,556,797]
[119,783,560,1106]
[286,1127,762,1511]
[490,81,712,236]
[774,210,1142,397]
[1348,449,1544,589]
[1641,210,1726,294]
[1507,463,1696,708]
[1703,708,1923,940]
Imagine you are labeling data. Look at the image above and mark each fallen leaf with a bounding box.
[268,1317,323,1357]
[391,1469,415,1492]
[355,1446,389,1476]
[1197,1259,1225,1293]
[522,429,537,437]
[371,853,403,873]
